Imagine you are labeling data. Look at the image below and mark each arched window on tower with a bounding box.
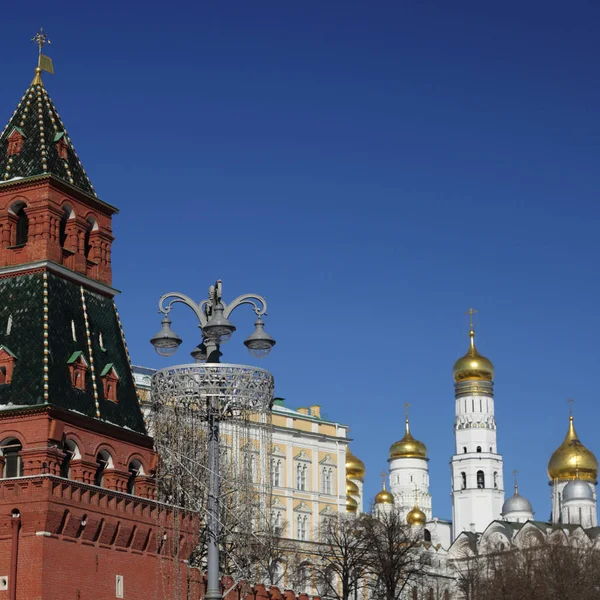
[84,217,96,259]
[15,206,28,246]
[60,439,80,479]
[463,447,467,454]
[476,446,482,453]
[1,438,22,478]
[94,450,112,487]
[461,472,467,490]
[59,207,70,248]
[127,459,143,495]
[424,528,432,542]
[493,471,498,489]
[477,470,485,489]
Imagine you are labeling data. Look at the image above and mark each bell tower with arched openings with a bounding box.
[450,310,505,540]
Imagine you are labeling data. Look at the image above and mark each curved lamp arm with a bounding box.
[158,292,209,328]
[223,294,268,319]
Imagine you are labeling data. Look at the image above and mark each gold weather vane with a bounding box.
[31,28,54,85]
[404,402,410,421]
[380,471,387,485]
[568,397,574,417]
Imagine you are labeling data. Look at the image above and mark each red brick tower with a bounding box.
[0,42,195,599]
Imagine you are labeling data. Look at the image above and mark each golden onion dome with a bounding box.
[389,418,427,460]
[346,449,366,481]
[453,328,494,382]
[406,504,426,526]
[375,480,394,505]
[548,414,598,482]
[346,495,358,513]
[346,479,359,496]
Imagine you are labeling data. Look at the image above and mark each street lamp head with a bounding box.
[203,303,236,343]
[190,341,208,362]
[150,316,182,357]
[244,317,276,358]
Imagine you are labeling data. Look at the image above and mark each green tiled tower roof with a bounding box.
[0,78,96,196]
[0,271,146,434]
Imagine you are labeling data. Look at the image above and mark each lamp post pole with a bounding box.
[150,280,276,600]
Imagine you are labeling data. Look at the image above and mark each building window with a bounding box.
[15,206,28,246]
[101,364,119,403]
[272,458,282,487]
[493,471,498,489]
[477,470,485,489]
[56,136,69,160]
[68,352,88,391]
[127,459,143,495]
[461,472,466,490]
[463,447,467,453]
[94,450,112,487]
[60,439,79,479]
[297,514,308,541]
[321,467,333,495]
[272,510,283,536]
[296,463,308,491]
[7,129,24,156]
[424,528,432,542]
[84,217,96,259]
[2,438,22,478]
[476,446,481,453]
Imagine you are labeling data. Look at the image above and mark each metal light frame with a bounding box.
[150,280,276,600]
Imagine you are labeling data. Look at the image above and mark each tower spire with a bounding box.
[513,469,519,495]
[404,401,411,434]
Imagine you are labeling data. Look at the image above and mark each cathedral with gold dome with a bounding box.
[372,313,599,551]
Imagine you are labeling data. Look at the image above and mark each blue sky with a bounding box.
[1,1,599,520]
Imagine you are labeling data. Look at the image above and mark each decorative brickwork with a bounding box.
[0,177,115,286]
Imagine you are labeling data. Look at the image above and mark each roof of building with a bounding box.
[0,271,146,434]
[0,77,96,195]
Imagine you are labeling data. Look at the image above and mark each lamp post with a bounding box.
[150,280,275,600]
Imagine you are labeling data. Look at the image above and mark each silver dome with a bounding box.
[501,492,533,516]
[563,479,594,503]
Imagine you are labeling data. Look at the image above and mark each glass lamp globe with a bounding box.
[244,318,276,358]
[150,316,182,357]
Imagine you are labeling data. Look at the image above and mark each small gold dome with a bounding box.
[346,449,365,480]
[389,418,427,460]
[375,480,394,505]
[548,415,598,482]
[406,504,426,526]
[346,479,359,496]
[346,495,358,513]
[453,328,494,382]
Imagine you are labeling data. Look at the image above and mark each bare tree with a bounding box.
[313,515,371,600]
[453,537,600,600]
[362,510,429,600]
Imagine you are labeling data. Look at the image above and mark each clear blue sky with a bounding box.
[1,1,599,521]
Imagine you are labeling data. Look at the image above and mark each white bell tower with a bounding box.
[450,311,504,540]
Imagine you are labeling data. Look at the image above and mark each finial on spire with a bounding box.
[404,402,411,434]
[513,469,519,495]
[465,308,478,352]
[568,397,574,420]
[31,28,54,86]
[380,471,387,490]
[466,307,478,330]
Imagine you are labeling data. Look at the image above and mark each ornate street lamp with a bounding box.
[150,280,275,600]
